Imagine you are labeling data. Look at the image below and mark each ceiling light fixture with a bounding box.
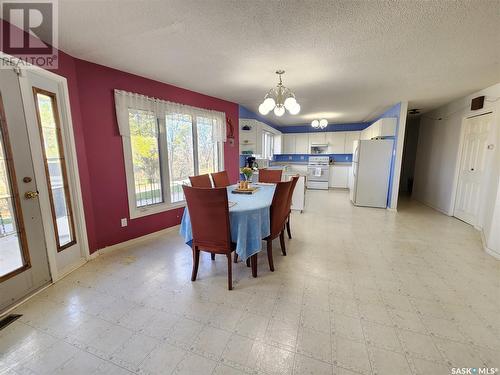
[311,119,328,129]
[258,70,300,117]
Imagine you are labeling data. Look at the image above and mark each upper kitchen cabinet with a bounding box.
[239,119,281,156]
[344,131,360,153]
[326,132,346,153]
[282,134,296,154]
[360,118,397,140]
[309,132,327,145]
[295,133,310,153]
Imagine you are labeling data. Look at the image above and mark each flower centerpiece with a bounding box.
[241,167,254,181]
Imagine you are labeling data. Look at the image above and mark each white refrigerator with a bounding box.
[349,139,393,208]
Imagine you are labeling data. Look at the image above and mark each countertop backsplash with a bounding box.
[272,154,353,163]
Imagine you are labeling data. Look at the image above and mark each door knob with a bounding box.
[24,191,39,199]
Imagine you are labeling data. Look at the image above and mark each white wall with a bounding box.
[413,83,500,258]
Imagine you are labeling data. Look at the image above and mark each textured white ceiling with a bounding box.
[57,0,500,125]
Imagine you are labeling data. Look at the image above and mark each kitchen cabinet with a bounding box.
[326,132,346,154]
[283,173,306,212]
[361,118,397,140]
[329,164,350,188]
[280,131,360,154]
[295,134,309,153]
[344,131,360,153]
[309,132,326,145]
[282,134,296,154]
[239,119,258,153]
[239,119,281,156]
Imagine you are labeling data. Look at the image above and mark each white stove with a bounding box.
[307,156,330,190]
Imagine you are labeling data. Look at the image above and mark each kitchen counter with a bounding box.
[270,161,308,166]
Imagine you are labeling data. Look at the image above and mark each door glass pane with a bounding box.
[196,117,218,175]
[0,106,27,278]
[128,109,163,208]
[166,113,194,203]
[34,90,76,251]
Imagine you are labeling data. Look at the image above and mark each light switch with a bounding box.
[121,218,128,227]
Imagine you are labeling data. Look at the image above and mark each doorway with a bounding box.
[454,112,493,226]
[0,63,87,313]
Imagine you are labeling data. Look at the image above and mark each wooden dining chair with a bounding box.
[182,185,235,290]
[258,168,282,183]
[211,171,230,187]
[285,175,299,239]
[189,174,212,188]
[264,180,293,272]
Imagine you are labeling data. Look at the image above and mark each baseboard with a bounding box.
[413,197,452,216]
[485,247,500,260]
[0,282,52,318]
[480,229,500,260]
[90,224,181,259]
[53,257,88,282]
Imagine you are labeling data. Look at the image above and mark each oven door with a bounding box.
[307,165,329,182]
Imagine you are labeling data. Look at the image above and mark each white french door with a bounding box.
[0,64,86,313]
[454,112,493,226]
[21,71,84,266]
[0,69,51,312]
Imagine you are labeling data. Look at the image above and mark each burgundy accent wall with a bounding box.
[1,19,240,253]
[73,60,239,251]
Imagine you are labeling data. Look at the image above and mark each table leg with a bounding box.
[250,254,257,278]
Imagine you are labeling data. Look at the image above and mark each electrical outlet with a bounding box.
[121,218,128,227]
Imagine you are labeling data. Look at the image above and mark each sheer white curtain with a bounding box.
[114,89,226,141]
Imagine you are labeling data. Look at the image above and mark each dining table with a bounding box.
[179,183,276,277]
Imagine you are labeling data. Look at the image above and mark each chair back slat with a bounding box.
[212,171,230,187]
[189,174,212,188]
[270,180,293,237]
[182,185,231,252]
[259,169,282,183]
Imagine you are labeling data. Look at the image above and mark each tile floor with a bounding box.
[1,190,499,375]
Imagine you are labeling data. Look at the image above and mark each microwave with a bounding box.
[310,144,328,154]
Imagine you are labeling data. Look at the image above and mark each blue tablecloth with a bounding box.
[179,184,275,260]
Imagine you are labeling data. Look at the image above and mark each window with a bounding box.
[33,88,76,251]
[129,109,163,208]
[262,131,274,159]
[166,113,194,203]
[115,90,226,218]
[196,116,219,175]
[0,94,30,279]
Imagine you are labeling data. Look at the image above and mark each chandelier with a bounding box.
[258,70,301,117]
[311,119,328,129]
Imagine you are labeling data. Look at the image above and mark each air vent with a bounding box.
[0,314,22,331]
[408,109,420,115]
[471,96,485,110]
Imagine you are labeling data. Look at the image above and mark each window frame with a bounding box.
[122,110,224,219]
[0,92,32,282]
[32,87,77,252]
[262,130,275,160]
